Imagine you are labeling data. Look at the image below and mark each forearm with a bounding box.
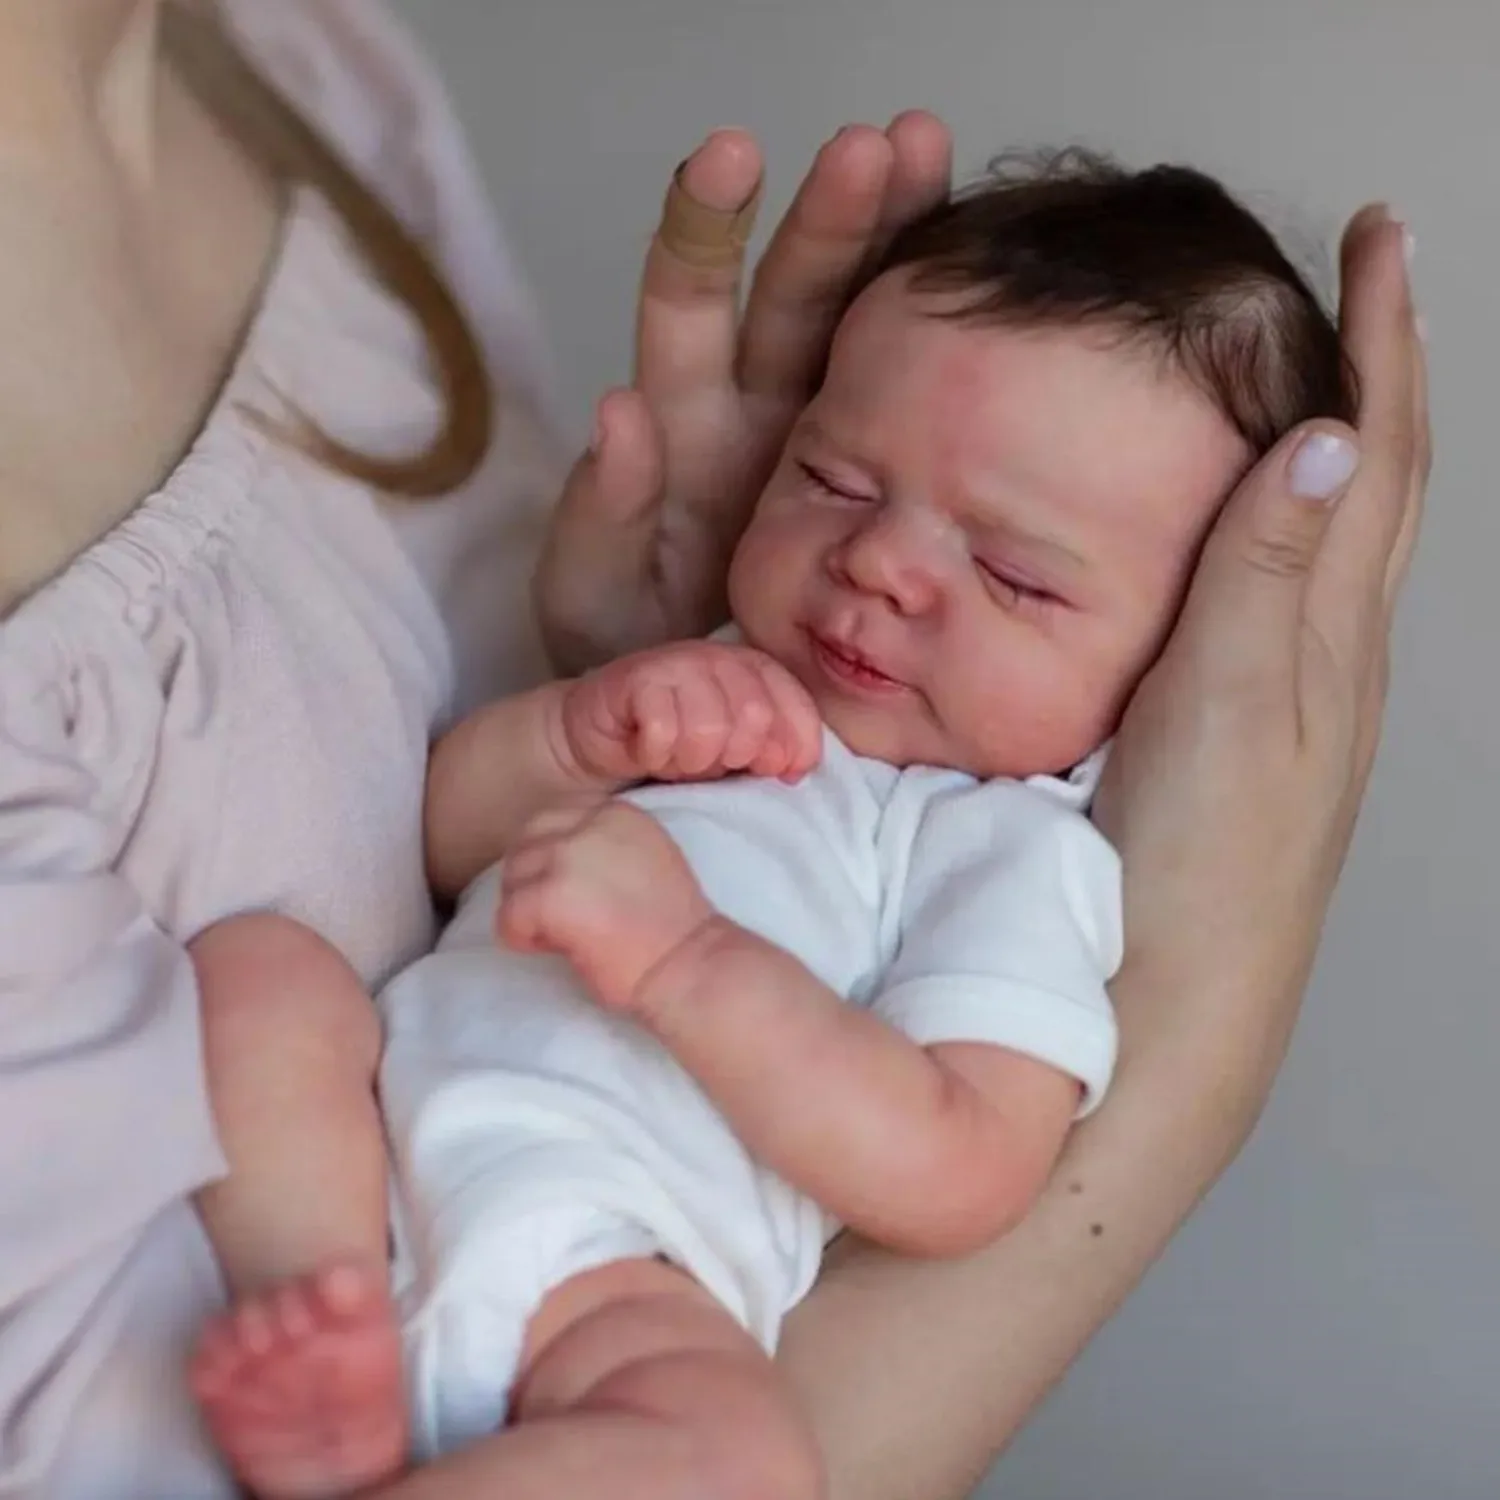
[643,918,1018,1255]
[778,950,1300,1500]
[424,681,615,898]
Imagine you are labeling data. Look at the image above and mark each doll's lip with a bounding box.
[804,628,911,696]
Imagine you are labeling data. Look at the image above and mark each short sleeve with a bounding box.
[0,663,225,1480]
[875,779,1122,1115]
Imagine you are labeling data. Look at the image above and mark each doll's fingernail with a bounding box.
[1289,431,1360,501]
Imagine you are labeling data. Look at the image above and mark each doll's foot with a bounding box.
[190,1262,406,1498]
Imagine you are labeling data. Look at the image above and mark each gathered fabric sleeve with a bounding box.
[0,656,225,1482]
[874,778,1122,1116]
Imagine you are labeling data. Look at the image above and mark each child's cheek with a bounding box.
[743,499,820,577]
[728,513,797,629]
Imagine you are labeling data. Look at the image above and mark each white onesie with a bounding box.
[378,728,1122,1457]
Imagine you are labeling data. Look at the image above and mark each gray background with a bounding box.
[394,2,1496,1496]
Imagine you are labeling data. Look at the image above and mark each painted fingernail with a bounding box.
[1402,225,1416,269]
[1289,432,1360,501]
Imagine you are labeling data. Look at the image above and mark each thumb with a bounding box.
[1173,424,1360,678]
[576,388,666,526]
[535,389,667,672]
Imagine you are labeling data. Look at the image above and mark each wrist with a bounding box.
[543,678,622,792]
[628,909,742,1031]
[1107,946,1309,1138]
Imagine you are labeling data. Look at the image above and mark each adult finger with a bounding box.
[1339,206,1414,459]
[1169,424,1359,694]
[737,125,895,400]
[637,130,765,398]
[877,110,953,238]
[534,389,666,673]
[1305,213,1418,665]
[1317,216,1414,583]
[1385,317,1430,609]
[1384,235,1430,610]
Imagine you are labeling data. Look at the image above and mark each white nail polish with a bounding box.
[1289,432,1359,501]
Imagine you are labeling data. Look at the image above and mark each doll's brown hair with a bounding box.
[865,148,1356,452]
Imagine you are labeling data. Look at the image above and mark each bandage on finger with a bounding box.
[657,167,764,270]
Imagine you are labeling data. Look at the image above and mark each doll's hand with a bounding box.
[499,799,712,1017]
[560,639,822,786]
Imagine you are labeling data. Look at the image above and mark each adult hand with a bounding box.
[535,114,953,672]
[1092,204,1428,1134]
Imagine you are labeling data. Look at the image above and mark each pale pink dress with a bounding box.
[0,3,568,1493]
